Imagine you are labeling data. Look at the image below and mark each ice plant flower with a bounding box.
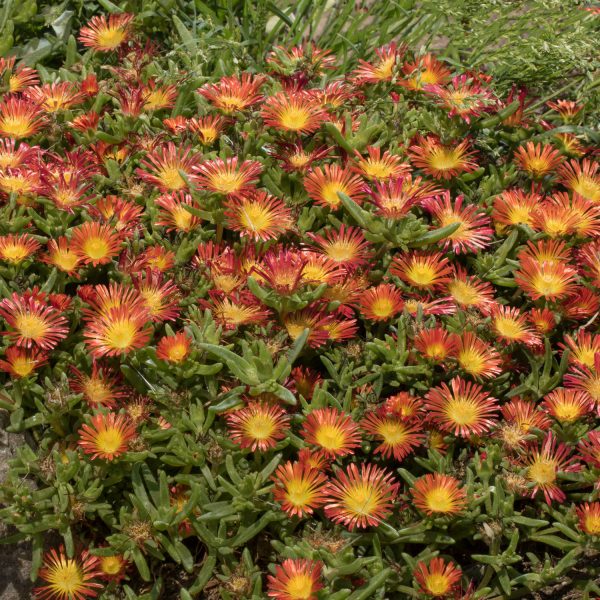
[78,412,137,460]
[425,192,493,254]
[514,258,578,301]
[425,377,499,438]
[414,557,462,597]
[324,462,399,530]
[352,146,409,181]
[83,305,152,358]
[411,473,467,516]
[261,92,326,134]
[137,143,199,192]
[266,559,324,600]
[408,136,478,180]
[226,402,289,452]
[0,294,68,350]
[70,222,122,266]
[541,388,592,423]
[360,411,424,460]
[300,407,361,457]
[0,96,47,139]
[558,159,600,203]
[34,547,102,600]
[452,332,502,379]
[271,461,328,517]
[576,503,600,536]
[308,224,371,268]
[224,191,293,240]
[0,233,41,263]
[192,157,262,196]
[155,192,201,233]
[78,13,134,52]
[368,175,439,219]
[156,331,192,363]
[401,53,451,91]
[390,251,452,290]
[352,42,404,84]
[0,346,47,378]
[359,284,404,321]
[304,164,366,210]
[197,73,266,113]
[522,432,580,504]
[70,365,125,408]
[514,142,563,178]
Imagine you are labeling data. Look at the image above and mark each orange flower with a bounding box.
[391,251,452,290]
[25,82,84,113]
[400,54,451,91]
[0,138,35,170]
[369,175,439,219]
[201,290,270,329]
[529,307,556,335]
[522,432,580,504]
[188,115,226,144]
[514,258,578,302]
[415,557,462,597]
[576,503,600,536]
[137,143,200,191]
[562,331,600,368]
[359,284,404,321]
[225,402,289,452]
[490,305,541,347]
[425,192,493,254]
[352,146,409,181]
[414,326,457,362]
[70,222,122,266]
[252,249,307,295]
[84,305,152,358]
[0,96,47,139]
[142,81,178,111]
[564,354,600,406]
[558,159,600,203]
[34,547,102,600]
[492,188,541,230]
[578,431,600,469]
[541,388,592,423]
[156,331,192,363]
[269,142,330,173]
[0,57,39,93]
[514,142,564,178]
[501,397,551,433]
[98,552,128,583]
[197,73,266,113]
[0,233,40,263]
[304,164,366,210]
[452,332,502,379]
[155,191,201,233]
[383,391,424,421]
[301,407,361,457]
[78,412,137,460]
[308,224,371,268]
[445,268,495,311]
[352,42,405,84]
[70,364,125,408]
[547,99,583,121]
[424,376,499,437]
[224,191,293,240]
[324,462,399,530]
[267,559,324,600]
[0,294,68,350]
[547,191,600,237]
[132,270,180,322]
[425,74,494,123]
[271,461,328,517]
[408,135,478,180]
[261,92,326,134]
[411,473,467,516]
[192,157,262,196]
[78,13,134,52]
[0,346,47,378]
[360,411,424,460]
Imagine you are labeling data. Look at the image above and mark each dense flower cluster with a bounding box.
[0,12,599,600]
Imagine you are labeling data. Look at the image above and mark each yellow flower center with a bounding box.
[46,560,84,595]
[285,574,314,600]
[429,148,462,172]
[377,421,408,445]
[82,237,110,260]
[528,459,556,485]
[0,116,34,138]
[84,379,112,405]
[494,317,524,340]
[286,479,315,508]
[279,106,311,131]
[326,242,357,263]
[105,320,137,350]
[373,57,395,80]
[286,322,309,340]
[101,556,123,575]
[238,202,273,232]
[507,205,534,225]
[424,573,452,595]
[315,424,346,451]
[321,182,347,207]
[244,414,276,441]
[407,263,437,287]
[552,401,583,422]
[209,171,244,194]
[573,177,600,203]
[369,297,395,319]
[158,167,186,191]
[167,343,188,362]
[458,348,485,375]
[448,280,480,306]
[0,242,30,262]
[361,160,395,180]
[219,303,256,325]
[97,27,126,50]
[424,487,455,513]
[15,313,49,340]
[96,427,125,454]
[584,514,600,535]
[218,95,247,113]
[343,482,379,516]
[445,397,479,426]
[11,356,36,377]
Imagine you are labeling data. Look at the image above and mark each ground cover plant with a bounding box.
[0,6,599,600]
